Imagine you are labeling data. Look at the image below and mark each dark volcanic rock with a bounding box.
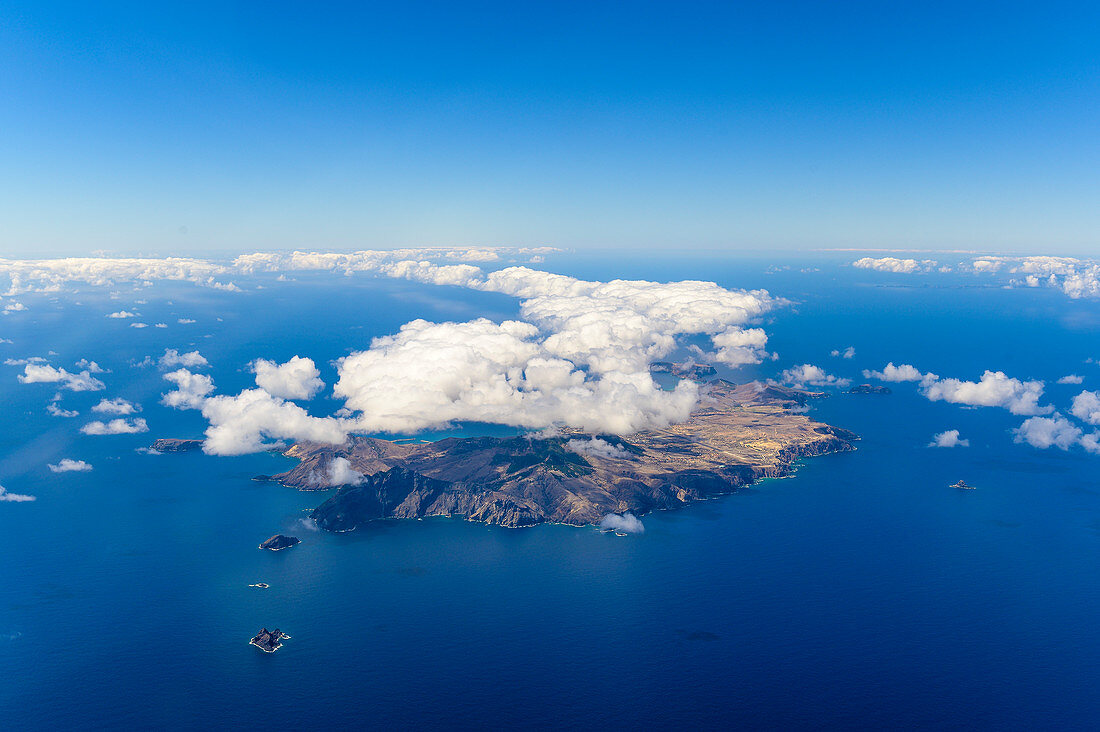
[258,534,300,551]
[250,628,288,652]
[296,380,859,533]
[847,384,892,395]
[150,438,204,453]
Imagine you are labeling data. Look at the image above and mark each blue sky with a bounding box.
[1,1,1098,256]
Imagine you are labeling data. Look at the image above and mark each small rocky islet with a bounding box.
[847,383,892,395]
[258,535,300,551]
[149,438,204,453]
[250,628,289,653]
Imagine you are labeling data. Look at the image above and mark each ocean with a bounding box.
[2,253,1099,729]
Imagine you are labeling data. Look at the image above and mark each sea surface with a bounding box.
[2,253,1100,729]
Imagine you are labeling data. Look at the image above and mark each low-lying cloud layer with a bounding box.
[850,254,1100,300]
[852,257,939,273]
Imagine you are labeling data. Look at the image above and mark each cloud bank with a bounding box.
[852,257,939,273]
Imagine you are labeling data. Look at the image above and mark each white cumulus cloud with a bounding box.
[923,370,1051,416]
[711,327,770,367]
[159,349,208,369]
[323,457,364,487]
[199,389,349,455]
[0,484,35,502]
[852,257,938,273]
[18,364,105,391]
[1070,390,1100,425]
[47,402,79,417]
[1013,415,1082,450]
[600,512,644,534]
[779,364,850,388]
[80,418,149,435]
[862,362,931,383]
[1057,374,1084,385]
[161,369,215,409]
[566,437,633,461]
[334,318,698,435]
[929,430,969,448]
[251,356,324,400]
[48,458,92,472]
[75,359,107,373]
[92,398,140,415]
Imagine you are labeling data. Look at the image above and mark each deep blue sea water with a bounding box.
[2,253,1100,729]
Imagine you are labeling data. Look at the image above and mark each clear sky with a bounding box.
[1,1,1098,257]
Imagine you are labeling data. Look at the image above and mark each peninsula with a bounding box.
[268,380,857,532]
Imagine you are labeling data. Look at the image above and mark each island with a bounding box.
[249,628,289,652]
[258,535,300,551]
[847,384,892,395]
[649,361,719,381]
[266,380,857,532]
[150,438,204,453]
[950,480,976,490]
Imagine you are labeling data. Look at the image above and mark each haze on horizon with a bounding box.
[1,1,1097,257]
